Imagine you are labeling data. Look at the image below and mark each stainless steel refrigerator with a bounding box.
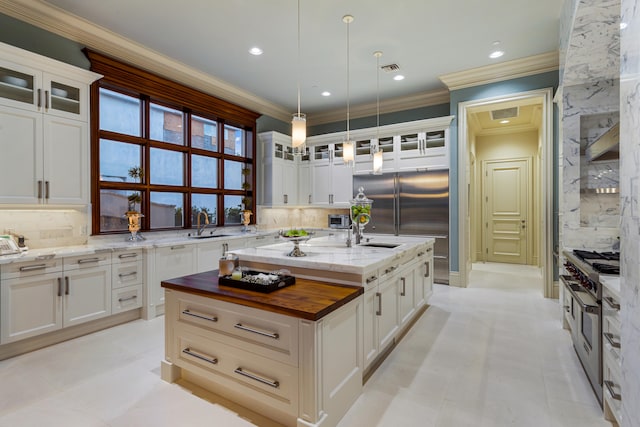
[353,170,449,284]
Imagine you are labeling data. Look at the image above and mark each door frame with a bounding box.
[482,157,533,264]
[457,88,554,297]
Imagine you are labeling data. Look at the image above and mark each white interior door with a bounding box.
[483,158,530,264]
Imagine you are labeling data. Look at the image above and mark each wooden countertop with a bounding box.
[161,270,364,321]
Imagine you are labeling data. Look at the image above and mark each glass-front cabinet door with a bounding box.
[0,62,39,111]
[0,61,87,121]
[43,73,88,121]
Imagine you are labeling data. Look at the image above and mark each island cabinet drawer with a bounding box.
[173,326,298,412]
[112,261,143,289]
[173,292,298,366]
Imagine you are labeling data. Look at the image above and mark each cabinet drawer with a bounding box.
[173,291,298,366]
[112,261,143,288]
[603,351,622,412]
[112,249,142,265]
[112,285,143,314]
[1,257,62,279]
[63,252,111,271]
[174,326,297,410]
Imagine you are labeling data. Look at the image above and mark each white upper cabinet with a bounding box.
[309,142,353,206]
[259,131,307,206]
[0,42,101,205]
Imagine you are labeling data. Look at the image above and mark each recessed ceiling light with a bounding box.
[620,22,628,30]
[500,120,510,124]
[249,47,263,56]
[393,75,405,81]
[489,50,504,59]
[321,91,331,97]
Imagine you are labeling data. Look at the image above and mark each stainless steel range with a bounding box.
[561,249,620,406]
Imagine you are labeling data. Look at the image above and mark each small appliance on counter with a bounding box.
[328,214,351,229]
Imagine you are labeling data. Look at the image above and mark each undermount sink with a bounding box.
[188,234,235,239]
[358,242,401,248]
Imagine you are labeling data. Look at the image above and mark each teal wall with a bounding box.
[256,115,290,134]
[448,71,559,272]
[0,13,89,68]
[308,103,451,136]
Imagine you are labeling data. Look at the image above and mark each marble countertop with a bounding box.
[0,230,279,265]
[232,234,434,276]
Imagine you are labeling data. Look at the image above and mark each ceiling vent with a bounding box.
[380,63,400,73]
[490,107,519,120]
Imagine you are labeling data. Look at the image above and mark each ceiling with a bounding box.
[5,0,562,123]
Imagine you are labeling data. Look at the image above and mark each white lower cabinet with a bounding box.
[602,285,622,425]
[398,264,416,327]
[0,253,112,344]
[62,259,111,327]
[163,289,363,427]
[1,271,63,343]
[153,245,196,309]
[112,249,143,314]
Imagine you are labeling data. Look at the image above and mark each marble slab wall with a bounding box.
[0,208,89,248]
[561,79,620,250]
[619,0,640,425]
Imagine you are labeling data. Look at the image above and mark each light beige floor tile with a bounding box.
[0,262,612,427]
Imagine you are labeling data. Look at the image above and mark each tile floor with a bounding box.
[0,263,612,427]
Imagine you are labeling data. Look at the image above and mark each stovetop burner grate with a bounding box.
[573,249,620,262]
[591,263,620,275]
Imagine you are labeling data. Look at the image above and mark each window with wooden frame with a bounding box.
[85,50,259,235]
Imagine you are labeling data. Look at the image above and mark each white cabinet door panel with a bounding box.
[0,105,42,204]
[63,267,112,327]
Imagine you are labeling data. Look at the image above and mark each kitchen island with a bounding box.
[160,235,434,427]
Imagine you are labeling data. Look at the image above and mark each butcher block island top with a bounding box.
[160,270,363,320]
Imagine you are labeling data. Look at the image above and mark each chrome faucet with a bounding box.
[196,211,209,236]
[352,216,363,245]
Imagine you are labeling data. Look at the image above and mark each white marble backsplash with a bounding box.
[256,206,349,230]
[561,79,620,250]
[0,208,89,249]
[620,0,640,424]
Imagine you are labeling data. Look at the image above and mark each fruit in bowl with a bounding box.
[282,229,310,238]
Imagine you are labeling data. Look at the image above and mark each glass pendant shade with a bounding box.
[343,140,355,165]
[372,148,383,174]
[291,113,306,148]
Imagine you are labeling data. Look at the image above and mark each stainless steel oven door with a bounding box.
[572,288,603,404]
[560,276,579,343]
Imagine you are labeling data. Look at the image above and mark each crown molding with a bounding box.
[0,0,291,121]
[308,88,450,126]
[474,123,539,137]
[439,51,559,91]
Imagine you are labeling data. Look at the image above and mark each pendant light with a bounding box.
[342,15,355,167]
[291,0,306,152]
[372,51,383,175]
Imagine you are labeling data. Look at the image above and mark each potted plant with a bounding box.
[127,166,144,212]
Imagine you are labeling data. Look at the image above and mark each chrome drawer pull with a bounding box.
[604,380,621,401]
[183,348,218,365]
[118,253,138,259]
[65,276,69,295]
[417,251,425,257]
[603,296,620,310]
[365,275,377,284]
[385,265,397,274]
[182,309,218,323]
[234,367,279,388]
[19,264,47,272]
[603,332,621,349]
[400,277,406,296]
[376,292,382,316]
[78,257,100,264]
[57,277,62,297]
[118,271,138,278]
[170,245,185,250]
[118,295,137,303]
[234,323,279,339]
[424,262,430,278]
